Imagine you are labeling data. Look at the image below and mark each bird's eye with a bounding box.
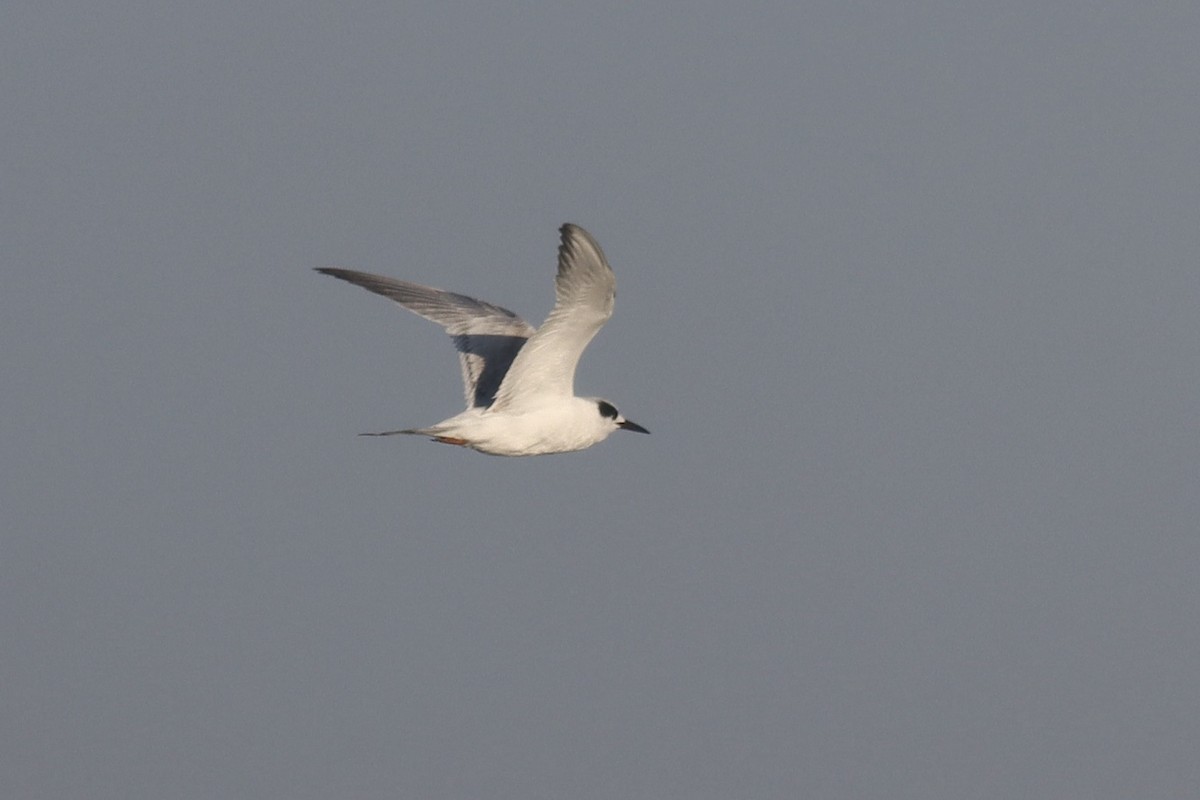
[597,401,619,419]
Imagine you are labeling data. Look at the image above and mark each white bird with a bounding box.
[316,223,649,456]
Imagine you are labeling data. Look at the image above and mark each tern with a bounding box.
[316,223,648,456]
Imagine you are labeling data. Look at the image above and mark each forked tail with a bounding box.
[358,429,421,437]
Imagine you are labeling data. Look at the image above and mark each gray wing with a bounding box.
[490,224,615,411]
[316,268,535,408]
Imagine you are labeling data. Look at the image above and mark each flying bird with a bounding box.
[316,223,648,456]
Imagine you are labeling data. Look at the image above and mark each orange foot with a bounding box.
[433,436,470,447]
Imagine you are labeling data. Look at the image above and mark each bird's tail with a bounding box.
[358,428,422,437]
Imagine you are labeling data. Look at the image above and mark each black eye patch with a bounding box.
[597,400,619,419]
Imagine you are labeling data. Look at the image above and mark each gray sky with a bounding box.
[3,2,1199,798]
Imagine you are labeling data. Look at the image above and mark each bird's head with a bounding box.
[595,399,649,435]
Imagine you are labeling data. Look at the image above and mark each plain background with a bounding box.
[3,2,1198,798]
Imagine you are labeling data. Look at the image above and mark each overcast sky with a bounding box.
[3,2,1199,798]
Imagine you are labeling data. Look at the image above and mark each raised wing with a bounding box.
[315,268,535,408]
[490,224,616,411]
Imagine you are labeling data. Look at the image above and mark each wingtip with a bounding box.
[557,223,607,265]
[558,223,595,250]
